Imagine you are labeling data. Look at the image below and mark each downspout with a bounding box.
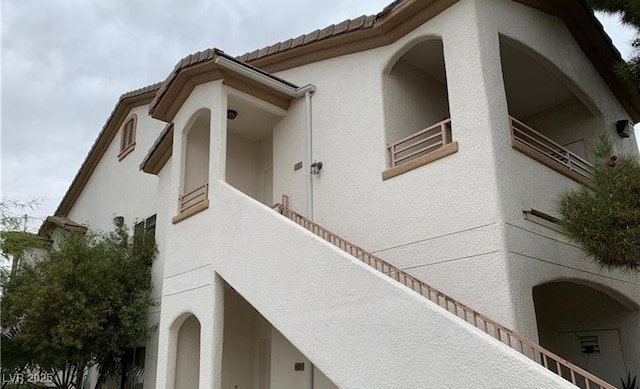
[294,85,316,220]
[303,88,314,220]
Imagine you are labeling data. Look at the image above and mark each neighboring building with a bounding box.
[41,0,640,388]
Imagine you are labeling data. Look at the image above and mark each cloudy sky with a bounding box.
[0,1,637,230]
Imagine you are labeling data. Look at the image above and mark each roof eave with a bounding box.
[140,123,174,175]
[149,50,300,123]
[53,84,160,218]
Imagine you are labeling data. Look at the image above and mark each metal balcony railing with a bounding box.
[388,118,452,167]
[273,201,615,389]
[178,182,208,213]
[510,116,592,179]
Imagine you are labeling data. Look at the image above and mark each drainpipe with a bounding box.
[303,88,314,220]
[291,84,316,220]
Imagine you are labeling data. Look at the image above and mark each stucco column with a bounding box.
[154,309,179,389]
[209,82,228,183]
[199,274,225,389]
[441,0,515,327]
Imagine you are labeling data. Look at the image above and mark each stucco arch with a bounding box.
[532,280,639,385]
[173,313,201,389]
[499,34,600,118]
[182,108,211,193]
[382,35,451,166]
[383,34,444,75]
[533,277,639,310]
[182,108,211,135]
[169,310,202,331]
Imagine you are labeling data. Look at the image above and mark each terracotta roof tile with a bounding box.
[347,15,366,31]
[291,35,305,48]
[259,46,270,58]
[267,43,281,55]
[231,0,407,64]
[120,83,161,101]
[318,24,335,40]
[304,29,321,44]
[378,0,405,18]
[364,15,376,28]
[333,19,350,35]
[280,39,293,50]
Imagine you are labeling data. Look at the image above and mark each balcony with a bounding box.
[383,118,458,180]
[510,116,592,185]
[172,182,209,223]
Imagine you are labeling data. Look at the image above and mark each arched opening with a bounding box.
[175,314,201,389]
[180,109,210,214]
[383,38,452,169]
[533,281,639,386]
[500,36,605,180]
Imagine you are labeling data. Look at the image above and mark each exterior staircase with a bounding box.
[273,200,615,389]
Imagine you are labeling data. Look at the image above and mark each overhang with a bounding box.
[38,216,87,236]
[149,49,301,122]
[140,122,174,175]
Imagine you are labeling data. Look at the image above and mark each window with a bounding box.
[119,115,137,160]
[134,214,156,244]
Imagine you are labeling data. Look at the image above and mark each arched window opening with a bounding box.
[383,38,452,171]
[179,110,211,215]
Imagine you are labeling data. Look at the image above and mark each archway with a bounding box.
[533,281,639,386]
[174,315,201,389]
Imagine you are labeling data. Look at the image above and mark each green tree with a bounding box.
[557,132,640,272]
[0,198,42,389]
[1,222,156,389]
[588,0,640,90]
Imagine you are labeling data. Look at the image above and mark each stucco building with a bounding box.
[42,0,640,388]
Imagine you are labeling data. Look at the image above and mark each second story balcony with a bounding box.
[500,36,603,186]
[510,116,592,185]
[382,38,458,180]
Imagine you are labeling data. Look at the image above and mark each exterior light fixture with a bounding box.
[616,119,633,138]
[227,110,238,120]
[310,161,323,175]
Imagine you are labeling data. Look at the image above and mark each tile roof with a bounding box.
[38,215,87,236]
[148,48,299,118]
[140,122,174,174]
[236,14,377,64]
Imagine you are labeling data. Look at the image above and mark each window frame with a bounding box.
[118,114,137,160]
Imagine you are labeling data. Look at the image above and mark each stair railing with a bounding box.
[272,202,615,389]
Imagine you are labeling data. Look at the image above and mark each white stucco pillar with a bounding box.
[440,0,515,327]
[154,310,179,389]
[199,274,225,389]
[209,82,228,183]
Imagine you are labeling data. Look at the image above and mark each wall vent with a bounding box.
[579,335,600,354]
